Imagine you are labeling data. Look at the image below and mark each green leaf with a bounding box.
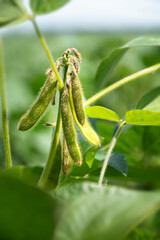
[0,175,61,240]
[30,0,70,15]
[0,0,27,27]
[125,110,160,126]
[86,106,121,122]
[53,182,160,240]
[0,166,43,185]
[96,36,160,89]
[137,87,160,112]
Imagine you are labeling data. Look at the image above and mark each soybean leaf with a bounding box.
[0,166,43,186]
[0,175,61,240]
[86,106,121,122]
[137,87,160,112]
[96,36,160,89]
[30,0,70,15]
[0,0,27,27]
[125,110,160,126]
[95,151,128,175]
[53,182,160,240]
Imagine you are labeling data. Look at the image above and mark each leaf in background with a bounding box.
[96,36,160,89]
[142,126,160,156]
[0,0,27,27]
[0,166,43,185]
[109,152,128,175]
[0,175,61,240]
[85,146,98,168]
[95,150,128,175]
[137,87,160,112]
[125,110,160,126]
[30,0,70,15]
[86,106,121,122]
[126,227,156,240]
[53,182,160,240]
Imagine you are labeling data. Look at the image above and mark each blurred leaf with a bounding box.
[85,146,98,168]
[137,87,160,112]
[125,110,160,126]
[53,182,160,240]
[142,126,160,156]
[96,36,160,89]
[109,152,128,175]
[86,106,120,122]
[0,0,27,27]
[30,0,70,15]
[95,151,128,175]
[0,166,43,185]
[126,228,156,240]
[0,175,61,240]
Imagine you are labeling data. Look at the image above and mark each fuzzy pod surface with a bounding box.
[60,89,82,166]
[18,70,57,131]
[46,140,62,190]
[62,136,73,175]
[71,71,86,125]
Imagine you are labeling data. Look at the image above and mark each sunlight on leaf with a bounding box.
[86,106,121,122]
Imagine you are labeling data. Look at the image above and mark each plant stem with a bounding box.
[85,64,160,107]
[98,121,126,186]
[31,18,64,90]
[38,96,62,187]
[0,39,12,168]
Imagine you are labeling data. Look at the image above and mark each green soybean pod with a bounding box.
[71,70,86,125]
[46,140,62,190]
[18,68,57,131]
[62,136,73,175]
[60,89,82,166]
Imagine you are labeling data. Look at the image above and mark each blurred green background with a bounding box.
[1,32,160,169]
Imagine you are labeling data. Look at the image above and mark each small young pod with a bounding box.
[62,136,73,175]
[18,68,57,131]
[46,140,62,190]
[71,70,86,125]
[60,89,82,166]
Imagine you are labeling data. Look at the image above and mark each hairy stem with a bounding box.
[38,97,62,187]
[98,121,126,186]
[31,18,64,89]
[0,39,12,168]
[85,64,160,107]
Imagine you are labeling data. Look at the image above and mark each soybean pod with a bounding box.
[18,68,57,131]
[60,89,82,166]
[71,70,86,125]
[62,135,73,175]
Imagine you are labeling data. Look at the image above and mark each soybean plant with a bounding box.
[18,49,100,188]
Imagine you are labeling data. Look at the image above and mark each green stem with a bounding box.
[85,64,160,107]
[0,39,12,168]
[38,96,62,187]
[98,121,126,186]
[31,18,64,90]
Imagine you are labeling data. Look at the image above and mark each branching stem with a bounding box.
[85,64,160,107]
